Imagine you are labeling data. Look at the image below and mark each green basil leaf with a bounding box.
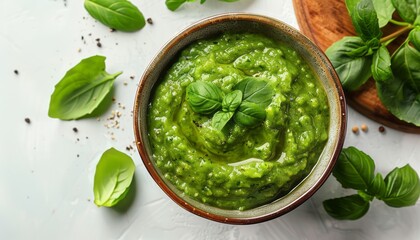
[391,0,419,23]
[212,111,234,131]
[234,101,266,127]
[409,27,420,50]
[165,0,238,11]
[372,0,396,27]
[186,81,223,115]
[381,164,420,207]
[166,0,189,11]
[368,173,387,197]
[350,0,382,41]
[333,147,376,190]
[222,90,242,112]
[233,77,273,108]
[345,0,360,15]
[94,148,136,207]
[371,45,393,82]
[84,0,145,32]
[48,55,122,120]
[326,37,373,91]
[323,194,370,220]
[376,42,420,126]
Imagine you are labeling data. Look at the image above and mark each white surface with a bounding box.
[0,0,419,239]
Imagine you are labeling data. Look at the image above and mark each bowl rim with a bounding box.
[133,13,347,224]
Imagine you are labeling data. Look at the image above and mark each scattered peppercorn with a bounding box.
[130,75,135,80]
[95,38,100,42]
[352,126,359,134]
[110,28,116,32]
[147,18,153,24]
[97,42,102,48]
[24,118,31,124]
[379,126,385,133]
[14,70,19,75]
[73,127,78,133]
[361,124,368,132]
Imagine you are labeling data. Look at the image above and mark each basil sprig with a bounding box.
[186,78,273,130]
[323,147,420,220]
[165,0,239,11]
[48,55,122,120]
[327,0,420,126]
[84,0,146,32]
[94,148,136,207]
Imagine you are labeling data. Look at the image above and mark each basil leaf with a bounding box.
[323,194,370,220]
[94,148,136,207]
[350,0,382,41]
[372,0,395,27]
[186,81,223,115]
[233,77,273,108]
[222,90,242,112]
[326,37,373,91]
[84,0,145,32]
[409,27,420,50]
[165,0,238,11]
[234,101,266,127]
[391,0,419,23]
[381,164,420,207]
[48,55,122,120]
[345,0,360,15]
[368,173,386,197]
[333,147,376,190]
[212,111,234,130]
[166,0,189,11]
[371,45,393,82]
[376,42,420,126]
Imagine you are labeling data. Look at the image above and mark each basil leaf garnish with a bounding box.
[165,0,239,11]
[349,0,382,41]
[372,0,396,27]
[222,90,242,112]
[324,146,420,220]
[233,77,273,108]
[381,164,420,207]
[165,0,188,11]
[409,27,420,50]
[186,81,223,115]
[326,37,373,91]
[371,45,393,82]
[391,0,419,23]
[376,42,420,126]
[323,194,370,220]
[367,173,387,197]
[212,111,234,131]
[48,55,122,120]
[186,78,272,130]
[84,0,146,32]
[94,148,136,207]
[234,101,266,127]
[333,147,376,190]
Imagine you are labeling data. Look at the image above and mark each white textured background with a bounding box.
[0,0,419,239]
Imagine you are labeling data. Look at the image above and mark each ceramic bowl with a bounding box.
[133,13,346,224]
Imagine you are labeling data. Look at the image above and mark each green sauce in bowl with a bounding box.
[147,33,329,210]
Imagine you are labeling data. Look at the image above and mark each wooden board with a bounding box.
[293,0,420,133]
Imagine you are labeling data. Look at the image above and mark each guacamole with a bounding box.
[147,33,329,210]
